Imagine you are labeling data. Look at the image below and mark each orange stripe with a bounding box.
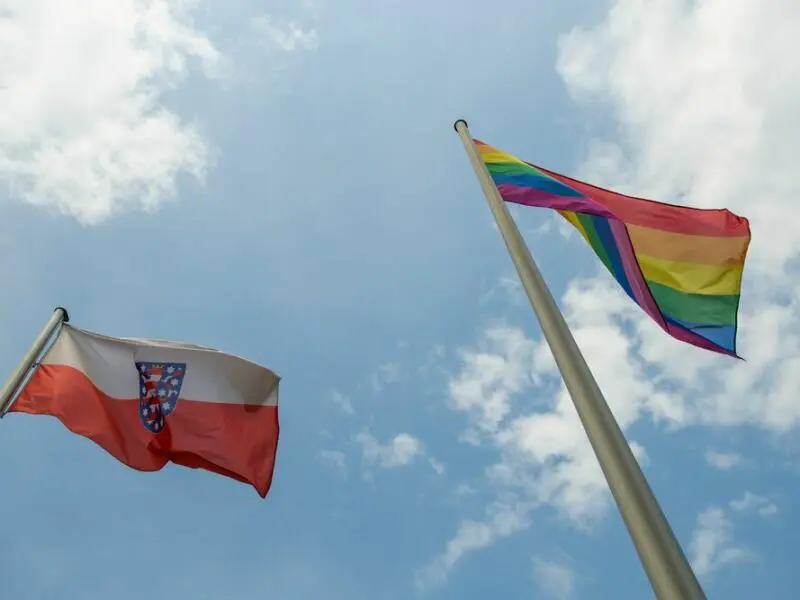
[11,364,279,497]
[627,224,749,265]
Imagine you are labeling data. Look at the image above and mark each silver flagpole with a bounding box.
[454,119,705,600]
[0,307,69,417]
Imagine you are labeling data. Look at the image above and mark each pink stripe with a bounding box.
[496,184,617,219]
[532,163,752,237]
[608,219,666,328]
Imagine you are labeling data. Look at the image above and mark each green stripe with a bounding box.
[485,161,536,176]
[576,213,615,274]
[647,281,738,326]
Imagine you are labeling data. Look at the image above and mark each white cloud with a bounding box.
[379,362,402,382]
[319,450,346,476]
[729,491,778,518]
[428,458,445,475]
[332,391,354,415]
[704,451,741,470]
[454,484,475,497]
[0,0,221,224]
[479,274,525,308]
[417,344,447,378]
[250,15,319,53]
[356,361,405,395]
[453,300,662,522]
[689,506,753,577]
[533,557,575,600]
[423,316,656,586]
[447,325,538,436]
[554,0,800,432]
[355,430,423,469]
[415,499,530,590]
[370,362,402,392]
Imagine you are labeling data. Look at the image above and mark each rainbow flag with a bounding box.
[475,139,751,357]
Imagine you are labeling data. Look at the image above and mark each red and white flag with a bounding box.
[10,324,280,497]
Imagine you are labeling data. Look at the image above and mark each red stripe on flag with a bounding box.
[10,364,279,497]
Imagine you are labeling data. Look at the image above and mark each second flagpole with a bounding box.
[0,307,69,417]
[454,119,705,600]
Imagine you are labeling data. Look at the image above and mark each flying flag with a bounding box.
[475,139,751,357]
[9,324,280,496]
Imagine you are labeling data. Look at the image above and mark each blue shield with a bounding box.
[136,362,187,434]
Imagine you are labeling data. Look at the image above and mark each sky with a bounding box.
[0,0,798,598]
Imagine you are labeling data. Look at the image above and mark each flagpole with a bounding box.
[454,120,704,600]
[0,307,69,417]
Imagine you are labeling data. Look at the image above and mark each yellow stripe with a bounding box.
[478,147,527,166]
[557,210,591,244]
[638,254,743,295]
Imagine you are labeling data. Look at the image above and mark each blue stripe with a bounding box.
[665,315,736,352]
[587,214,636,301]
[489,171,584,197]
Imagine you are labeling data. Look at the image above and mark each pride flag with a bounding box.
[476,140,751,357]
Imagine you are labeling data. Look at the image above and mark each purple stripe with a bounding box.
[664,321,739,357]
[496,184,617,219]
[607,219,666,328]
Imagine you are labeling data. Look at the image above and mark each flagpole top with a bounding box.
[55,306,70,323]
[453,119,469,132]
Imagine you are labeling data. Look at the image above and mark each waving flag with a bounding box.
[10,324,280,496]
[476,139,751,357]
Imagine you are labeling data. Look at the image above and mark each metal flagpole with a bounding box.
[454,119,705,600]
[0,307,69,417]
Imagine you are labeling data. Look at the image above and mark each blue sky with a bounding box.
[1,1,798,598]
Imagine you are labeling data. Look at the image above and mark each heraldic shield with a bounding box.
[135,362,187,433]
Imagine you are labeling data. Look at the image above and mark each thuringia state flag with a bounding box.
[9,324,280,497]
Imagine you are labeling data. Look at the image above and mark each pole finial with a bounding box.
[54,306,70,323]
[453,119,469,132]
